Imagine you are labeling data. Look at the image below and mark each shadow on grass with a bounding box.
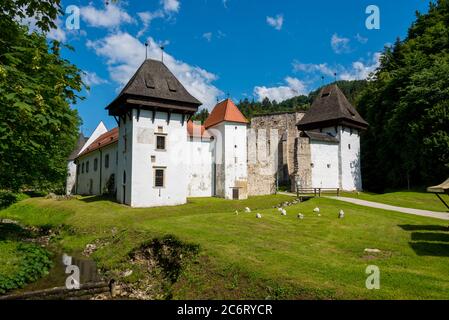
[409,242,449,257]
[411,232,449,242]
[79,195,117,203]
[398,224,449,232]
[398,224,449,257]
[0,222,34,241]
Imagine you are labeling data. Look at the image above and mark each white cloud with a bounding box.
[135,1,182,38]
[20,15,67,42]
[292,53,381,82]
[162,0,180,13]
[86,32,223,111]
[339,52,381,80]
[266,14,284,31]
[47,17,66,42]
[223,0,229,8]
[293,61,335,77]
[254,77,307,102]
[80,3,134,28]
[331,33,351,54]
[355,33,368,44]
[202,32,213,42]
[136,10,165,37]
[82,71,108,87]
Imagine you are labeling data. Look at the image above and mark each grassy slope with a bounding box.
[340,191,449,212]
[0,242,23,276]
[1,194,448,299]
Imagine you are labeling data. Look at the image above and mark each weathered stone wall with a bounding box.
[247,128,277,195]
[248,111,305,194]
[294,135,312,190]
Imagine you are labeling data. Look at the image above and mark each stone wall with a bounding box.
[294,135,312,190]
[248,111,305,194]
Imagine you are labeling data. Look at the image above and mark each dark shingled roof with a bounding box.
[68,133,88,161]
[106,59,202,114]
[297,84,368,130]
[303,131,339,143]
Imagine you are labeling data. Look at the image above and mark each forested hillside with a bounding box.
[357,0,449,191]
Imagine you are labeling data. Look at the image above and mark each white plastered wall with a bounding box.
[186,137,214,197]
[126,109,188,207]
[310,141,339,188]
[338,126,362,191]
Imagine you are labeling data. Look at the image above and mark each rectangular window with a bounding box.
[82,162,85,173]
[156,135,166,150]
[94,158,98,171]
[154,169,165,188]
[86,161,90,173]
[105,154,109,169]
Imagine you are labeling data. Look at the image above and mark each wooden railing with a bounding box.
[296,188,340,198]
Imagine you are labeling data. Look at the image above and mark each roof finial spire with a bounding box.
[321,76,324,86]
[144,42,148,60]
[334,72,337,83]
[226,92,230,99]
[160,46,165,63]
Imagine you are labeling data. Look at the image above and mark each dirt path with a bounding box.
[326,196,449,221]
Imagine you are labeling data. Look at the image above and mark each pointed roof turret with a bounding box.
[297,84,368,130]
[204,99,248,129]
[106,59,202,116]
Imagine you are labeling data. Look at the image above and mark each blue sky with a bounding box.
[47,0,430,135]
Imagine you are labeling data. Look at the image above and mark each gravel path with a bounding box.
[327,196,449,221]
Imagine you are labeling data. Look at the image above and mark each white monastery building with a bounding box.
[67,59,368,207]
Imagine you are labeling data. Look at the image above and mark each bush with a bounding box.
[0,242,52,294]
[0,191,18,209]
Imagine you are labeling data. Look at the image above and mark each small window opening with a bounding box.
[156,135,166,150]
[155,169,165,188]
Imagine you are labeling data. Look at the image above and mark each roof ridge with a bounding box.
[297,84,368,130]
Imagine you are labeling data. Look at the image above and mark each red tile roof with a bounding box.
[187,120,212,139]
[204,99,248,129]
[77,127,119,158]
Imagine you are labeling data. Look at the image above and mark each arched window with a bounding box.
[86,161,90,173]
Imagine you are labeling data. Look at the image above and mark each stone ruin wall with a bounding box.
[247,111,307,195]
[295,135,312,190]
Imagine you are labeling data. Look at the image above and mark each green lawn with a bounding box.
[340,190,449,212]
[1,194,448,299]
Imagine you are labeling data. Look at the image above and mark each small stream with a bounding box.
[12,248,102,294]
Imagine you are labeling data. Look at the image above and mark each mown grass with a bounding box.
[340,190,449,212]
[1,194,448,299]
